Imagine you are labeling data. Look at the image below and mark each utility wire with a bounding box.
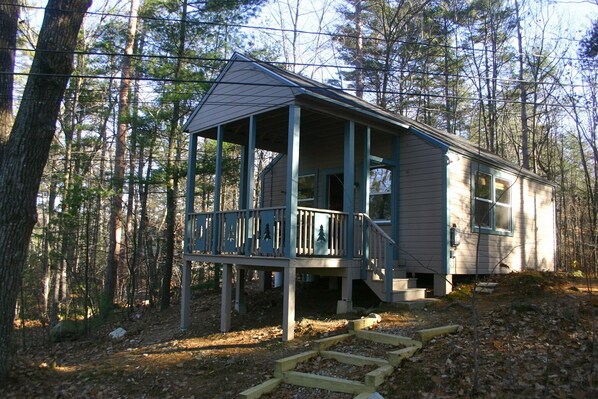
[2,1,593,64]
[5,46,590,89]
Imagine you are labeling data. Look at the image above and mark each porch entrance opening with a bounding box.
[327,173,344,211]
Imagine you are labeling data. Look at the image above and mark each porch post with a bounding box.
[285,105,300,259]
[242,116,257,255]
[283,264,296,341]
[235,266,247,314]
[361,127,371,215]
[180,260,192,330]
[361,127,371,280]
[212,125,224,254]
[344,120,355,260]
[221,263,233,332]
[184,133,198,253]
[391,136,400,261]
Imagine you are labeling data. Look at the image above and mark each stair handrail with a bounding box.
[356,213,396,302]
[357,213,395,246]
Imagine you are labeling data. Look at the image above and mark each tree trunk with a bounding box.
[0,1,18,146]
[161,0,188,310]
[103,0,139,316]
[0,0,91,382]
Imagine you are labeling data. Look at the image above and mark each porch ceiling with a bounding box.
[195,106,347,154]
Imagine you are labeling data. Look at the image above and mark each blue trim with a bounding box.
[409,127,449,151]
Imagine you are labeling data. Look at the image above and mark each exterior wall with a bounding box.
[398,134,444,274]
[448,154,556,274]
[261,155,287,207]
[186,61,296,133]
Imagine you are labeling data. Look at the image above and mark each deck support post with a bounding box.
[235,266,247,314]
[337,276,353,314]
[282,265,296,341]
[434,273,453,296]
[180,260,192,330]
[221,263,233,332]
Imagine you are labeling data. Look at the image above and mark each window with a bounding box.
[473,169,512,234]
[369,167,392,221]
[298,174,315,208]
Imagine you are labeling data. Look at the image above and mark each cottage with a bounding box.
[180,53,556,341]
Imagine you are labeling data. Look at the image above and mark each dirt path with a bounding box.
[1,272,597,398]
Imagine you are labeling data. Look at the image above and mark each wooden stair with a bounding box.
[363,270,427,302]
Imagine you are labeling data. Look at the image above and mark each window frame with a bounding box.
[471,164,514,236]
[369,166,392,223]
[298,174,316,208]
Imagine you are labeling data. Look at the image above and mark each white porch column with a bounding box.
[282,265,296,341]
[220,263,233,332]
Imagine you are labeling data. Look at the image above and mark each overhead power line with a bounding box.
[4,47,590,90]
[2,70,594,111]
[2,1,592,64]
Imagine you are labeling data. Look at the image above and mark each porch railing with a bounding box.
[186,207,348,258]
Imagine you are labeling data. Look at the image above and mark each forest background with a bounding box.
[1,0,598,383]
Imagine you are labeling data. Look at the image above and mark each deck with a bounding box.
[184,206,393,275]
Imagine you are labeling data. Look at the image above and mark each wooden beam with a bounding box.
[415,324,462,342]
[365,364,394,388]
[239,378,281,399]
[274,350,318,377]
[387,346,419,366]
[320,350,389,368]
[220,263,232,332]
[283,371,370,395]
[235,266,246,314]
[354,329,422,348]
[282,265,296,341]
[180,260,191,330]
[314,333,354,351]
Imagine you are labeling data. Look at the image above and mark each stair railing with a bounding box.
[354,213,395,301]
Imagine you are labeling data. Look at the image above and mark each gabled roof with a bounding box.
[185,52,552,185]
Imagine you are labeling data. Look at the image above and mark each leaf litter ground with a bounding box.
[2,272,598,398]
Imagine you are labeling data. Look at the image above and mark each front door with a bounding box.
[327,173,344,211]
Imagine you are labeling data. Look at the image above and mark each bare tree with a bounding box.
[103,0,140,316]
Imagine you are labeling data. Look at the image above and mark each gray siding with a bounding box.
[398,135,444,273]
[186,62,297,133]
[448,154,556,274]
